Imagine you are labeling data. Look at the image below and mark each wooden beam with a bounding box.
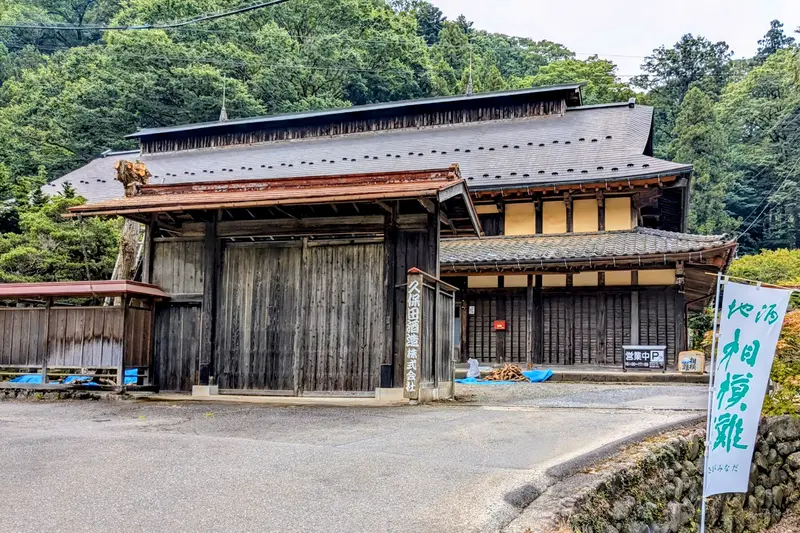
[417,197,436,214]
[375,201,393,214]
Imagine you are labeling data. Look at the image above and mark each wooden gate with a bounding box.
[216,244,301,392]
[213,241,386,394]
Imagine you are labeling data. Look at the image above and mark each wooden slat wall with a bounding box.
[216,244,301,391]
[605,293,632,365]
[152,240,205,295]
[154,304,200,391]
[125,307,153,368]
[47,307,123,367]
[302,243,386,392]
[142,99,567,154]
[0,308,47,366]
[468,288,683,366]
[466,290,527,363]
[152,240,206,391]
[638,289,684,363]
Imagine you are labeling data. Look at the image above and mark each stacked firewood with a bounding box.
[484,363,530,382]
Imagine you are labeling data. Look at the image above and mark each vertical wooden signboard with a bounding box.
[404,271,424,400]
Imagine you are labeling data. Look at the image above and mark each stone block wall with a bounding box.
[566,416,800,533]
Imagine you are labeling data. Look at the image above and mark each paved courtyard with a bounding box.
[0,383,705,533]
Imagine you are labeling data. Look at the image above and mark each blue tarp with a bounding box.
[8,368,138,386]
[455,369,553,385]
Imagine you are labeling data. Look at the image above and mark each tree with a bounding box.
[716,49,800,251]
[672,86,737,234]
[455,14,472,35]
[60,180,76,198]
[755,20,795,64]
[632,34,733,157]
[508,56,636,105]
[728,249,800,286]
[413,1,444,45]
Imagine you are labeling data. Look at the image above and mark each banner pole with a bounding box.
[700,272,723,533]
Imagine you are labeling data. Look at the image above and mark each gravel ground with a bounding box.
[767,508,800,533]
[0,388,700,533]
[456,382,708,411]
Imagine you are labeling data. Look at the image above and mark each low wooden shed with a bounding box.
[68,166,480,396]
[0,281,167,386]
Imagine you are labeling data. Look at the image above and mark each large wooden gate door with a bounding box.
[299,243,386,393]
[216,243,301,392]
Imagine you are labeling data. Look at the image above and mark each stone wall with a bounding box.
[564,416,800,533]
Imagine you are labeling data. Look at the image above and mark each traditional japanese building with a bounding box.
[48,83,736,381]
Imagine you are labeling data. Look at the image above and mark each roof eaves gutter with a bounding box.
[467,168,694,194]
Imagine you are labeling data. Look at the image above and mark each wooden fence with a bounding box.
[0,302,154,385]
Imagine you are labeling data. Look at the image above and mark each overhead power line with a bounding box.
[0,0,293,31]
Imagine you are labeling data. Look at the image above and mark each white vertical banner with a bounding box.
[704,281,791,497]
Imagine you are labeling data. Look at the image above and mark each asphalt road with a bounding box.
[0,384,705,533]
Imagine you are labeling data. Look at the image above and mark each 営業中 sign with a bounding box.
[704,281,791,497]
[622,345,666,372]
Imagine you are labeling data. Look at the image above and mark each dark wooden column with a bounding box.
[199,213,221,386]
[460,298,469,362]
[384,204,399,384]
[496,278,506,363]
[564,193,573,233]
[596,273,607,364]
[526,275,533,367]
[597,192,605,231]
[532,275,543,364]
[141,218,157,284]
[535,199,543,234]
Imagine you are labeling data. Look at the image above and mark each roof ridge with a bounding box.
[635,227,729,241]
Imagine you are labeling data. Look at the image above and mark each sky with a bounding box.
[431,0,800,79]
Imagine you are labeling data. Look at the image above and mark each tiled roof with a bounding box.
[43,151,133,202]
[440,228,732,266]
[45,103,691,202]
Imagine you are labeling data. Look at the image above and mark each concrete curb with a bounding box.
[545,414,705,480]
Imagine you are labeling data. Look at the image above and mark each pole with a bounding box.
[700,272,724,533]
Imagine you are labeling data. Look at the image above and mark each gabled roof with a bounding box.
[126,84,583,140]
[67,167,482,235]
[440,228,735,269]
[44,150,135,202]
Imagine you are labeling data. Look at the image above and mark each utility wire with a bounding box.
[0,0,293,31]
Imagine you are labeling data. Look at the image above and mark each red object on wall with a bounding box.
[493,320,507,331]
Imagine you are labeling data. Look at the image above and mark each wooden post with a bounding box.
[141,218,157,284]
[631,290,640,345]
[535,199,543,234]
[564,193,573,233]
[533,276,543,364]
[597,192,605,231]
[403,270,424,400]
[292,237,310,396]
[199,213,221,385]
[41,297,52,383]
[460,298,469,362]
[597,273,607,365]
[526,275,533,368]
[118,296,129,387]
[383,205,398,385]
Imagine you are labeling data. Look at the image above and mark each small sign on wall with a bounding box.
[493,320,507,331]
[468,305,475,315]
[622,345,667,372]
